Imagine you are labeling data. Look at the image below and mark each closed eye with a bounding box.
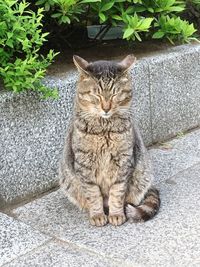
[90,93,101,102]
[110,94,117,101]
[79,91,91,95]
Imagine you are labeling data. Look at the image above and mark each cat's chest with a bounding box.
[72,127,133,193]
[73,127,133,174]
[73,129,129,156]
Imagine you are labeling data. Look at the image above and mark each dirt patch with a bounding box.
[47,39,174,77]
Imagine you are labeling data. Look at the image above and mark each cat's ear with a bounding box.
[119,55,136,73]
[73,55,89,75]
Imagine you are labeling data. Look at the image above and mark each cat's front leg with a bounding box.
[108,182,127,226]
[85,183,108,227]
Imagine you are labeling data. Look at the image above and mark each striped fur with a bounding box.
[126,187,160,222]
[59,55,160,227]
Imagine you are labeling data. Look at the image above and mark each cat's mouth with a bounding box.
[101,112,112,119]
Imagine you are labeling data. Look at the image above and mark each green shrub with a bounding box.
[35,0,197,43]
[153,15,196,43]
[0,0,59,98]
[0,0,198,99]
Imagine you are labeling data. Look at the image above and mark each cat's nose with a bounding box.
[102,107,110,113]
[102,101,111,113]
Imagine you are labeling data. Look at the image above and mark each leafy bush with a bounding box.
[0,0,198,98]
[35,0,197,43]
[0,0,59,98]
[153,15,197,43]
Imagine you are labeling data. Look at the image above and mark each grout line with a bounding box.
[154,160,200,186]
[4,209,139,267]
[1,214,137,267]
[149,124,200,148]
[1,239,53,267]
[53,238,137,267]
[0,185,59,213]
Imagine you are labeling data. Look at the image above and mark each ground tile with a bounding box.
[5,240,123,267]
[0,212,50,266]
[149,129,200,183]
[13,164,200,267]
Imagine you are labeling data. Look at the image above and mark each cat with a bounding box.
[59,55,160,226]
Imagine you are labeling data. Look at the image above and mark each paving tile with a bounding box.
[13,163,200,267]
[0,212,51,266]
[5,240,122,267]
[149,129,200,183]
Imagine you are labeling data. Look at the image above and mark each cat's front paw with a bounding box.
[89,214,108,227]
[108,213,126,226]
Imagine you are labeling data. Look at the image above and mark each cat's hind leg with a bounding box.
[60,177,88,210]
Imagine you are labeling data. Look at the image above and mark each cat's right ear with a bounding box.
[73,55,89,75]
[119,54,136,73]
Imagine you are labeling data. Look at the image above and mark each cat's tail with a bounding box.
[125,187,160,222]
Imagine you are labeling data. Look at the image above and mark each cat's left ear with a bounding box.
[73,55,89,75]
[119,55,136,73]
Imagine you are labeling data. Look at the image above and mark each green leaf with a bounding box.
[51,13,62,18]
[183,23,196,37]
[61,16,71,24]
[126,6,134,14]
[138,18,153,30]
[36,0,45,5]
[134,31,142,41]
[152,31,165,39]
[147,7,154,13]
[130,13,139,27]
[79,0,100,3]
[167,6,184,12]
[134,6,147,12]
[44,2,50,11]
[7,32,13,39]
[112,15,122,20]
[101,1,114,12]
[18,2,25,14]
[99,12,106,22]
[6,39,13,48]
[123,28,134,39]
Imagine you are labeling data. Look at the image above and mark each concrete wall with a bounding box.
[1,43,200,207]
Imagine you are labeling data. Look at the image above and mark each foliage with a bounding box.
[0,0,59,98]
[35,0,197,43]
[0,0,197,98]
[153,15,197,43]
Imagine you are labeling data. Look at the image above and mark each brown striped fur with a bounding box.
[59,55,160,226]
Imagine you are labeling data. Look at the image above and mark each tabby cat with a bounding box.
[59,55,160,226]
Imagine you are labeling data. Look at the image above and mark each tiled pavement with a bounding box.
[1,129,200,267]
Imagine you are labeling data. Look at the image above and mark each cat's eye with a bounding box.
[90,93,101,102]
[111,94,117,100]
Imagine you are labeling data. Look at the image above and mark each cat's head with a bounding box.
[73,55,136,119]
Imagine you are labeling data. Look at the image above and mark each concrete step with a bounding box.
[1,43,200,207]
